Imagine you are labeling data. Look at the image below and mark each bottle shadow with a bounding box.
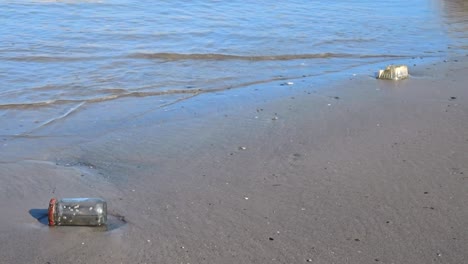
[29,209,49,225]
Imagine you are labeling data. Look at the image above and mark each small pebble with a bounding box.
[272,116,278,120]
[239,146,247,150]
[244,197,249,200]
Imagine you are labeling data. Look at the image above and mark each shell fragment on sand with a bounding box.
[377,65,409,80]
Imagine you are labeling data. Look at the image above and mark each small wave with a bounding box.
[0,75,294,110]
[1,55,112,62]
[0,89,204,110]
[316,38,376,46]
[34,102,86,131]
[2,53,410,63]
[129,52,409,61]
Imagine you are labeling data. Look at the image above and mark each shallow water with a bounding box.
[0,0,467,136]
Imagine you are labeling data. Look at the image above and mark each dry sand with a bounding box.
[0,57,467,263]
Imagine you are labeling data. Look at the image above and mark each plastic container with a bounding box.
[48,198,107,226]
[377,65,409,80]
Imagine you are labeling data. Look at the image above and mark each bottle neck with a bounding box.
[48,198,57,226]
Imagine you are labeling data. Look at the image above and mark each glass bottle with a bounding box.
[48,198,107,226]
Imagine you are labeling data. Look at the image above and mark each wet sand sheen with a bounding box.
[0,57,467,263]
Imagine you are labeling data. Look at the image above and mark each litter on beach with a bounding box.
[48,198,107,227]
[377,65,409,80]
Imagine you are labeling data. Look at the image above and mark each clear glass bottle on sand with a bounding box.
[48,198,107,226]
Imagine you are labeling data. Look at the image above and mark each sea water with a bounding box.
[0,0,466,136]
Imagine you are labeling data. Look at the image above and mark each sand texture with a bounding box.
[1,58,467,263]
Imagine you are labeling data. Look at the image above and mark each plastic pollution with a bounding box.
[48,198,107,226]
[377,65,408,80]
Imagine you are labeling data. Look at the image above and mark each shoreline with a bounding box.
[1,56,467,263]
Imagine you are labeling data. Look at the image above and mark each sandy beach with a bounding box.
[1,57,467,263]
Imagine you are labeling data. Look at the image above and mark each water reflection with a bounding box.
[440,0,468,50]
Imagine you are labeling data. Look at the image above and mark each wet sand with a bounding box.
[0,57,467,263]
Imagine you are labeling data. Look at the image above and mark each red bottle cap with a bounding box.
[48,198,57,226]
